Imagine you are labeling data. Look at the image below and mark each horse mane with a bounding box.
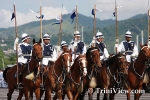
[72,55,85,69]
[106,53,120,66]
[86,47,99,63]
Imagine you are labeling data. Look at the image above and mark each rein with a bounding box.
[52,63,66,84]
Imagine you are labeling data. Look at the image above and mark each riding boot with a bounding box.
[17,63,23,89]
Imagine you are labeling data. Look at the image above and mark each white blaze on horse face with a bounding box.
[67,55,70,72]
[81,59,87,76]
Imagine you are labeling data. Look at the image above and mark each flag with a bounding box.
[36,14,44,19]
[52,16,63,25]
[91,8,101,16]
[113,12,115,17]
[70,8,76,23]
[52,20,63,25]
[29,9,43,19]
[11,12,15,21]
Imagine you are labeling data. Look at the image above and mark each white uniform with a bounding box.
[69,31,86,61]
[90,31,109,60]
[69,40,86,61]
[14,33,32,64]
[118,40,138,62]
[17,42,32,64]
[117,30,138,62]
[42,34,57,66]
[42,44,57,65]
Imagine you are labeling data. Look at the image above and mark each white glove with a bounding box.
[14,38,19,44]
[14,38,19,50]
[73,42,77,49]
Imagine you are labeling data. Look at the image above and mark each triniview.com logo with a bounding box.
[88,88,145,94]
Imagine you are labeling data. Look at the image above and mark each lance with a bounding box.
[13,3,19,87]
[148,10,150,42]
[58,10,63,57]
[39,5,44,87]
[93,4,96,38]
[115,0,119,54]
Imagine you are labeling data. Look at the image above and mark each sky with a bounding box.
[0,0,150,28]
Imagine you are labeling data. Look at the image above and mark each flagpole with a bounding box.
[40,5,44,88]
[115,0,118,54]
[93,4,96,37]
[75,5,78,31]
[13,3,19,87]
[148,10,150,41]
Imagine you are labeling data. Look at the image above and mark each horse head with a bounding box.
[61,49,72,73]
[73,54,87,76]
[139,43,150,60]
[32,39,42,62]
[117,52,129,75]
[86,47,102,68]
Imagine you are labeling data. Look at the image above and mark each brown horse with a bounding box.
[3,39,42,100]
[79,49,128,100]
[124,44,150,100]
[79,47,102,100]
[62,54,87,100]
[44,49,72,100]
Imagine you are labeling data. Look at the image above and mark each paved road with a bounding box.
[0,88,150,100]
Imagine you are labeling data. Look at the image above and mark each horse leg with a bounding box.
[103,93,109,100]
[17,90,24,100]
[29,91,33,100]
[88,88,94,100]
[73,92,80,100]
[24,87,29,100]
[126,92,131,100]
[53,94,57,100]
[35,88,41,100]
[40,89,44,99]
[56,89,63,100]
[66,90,73,100]
[45,89,52,100]
[7,87,14,100]
[109,93,116,100]
[97,89,100,100]
[78,88,86,100]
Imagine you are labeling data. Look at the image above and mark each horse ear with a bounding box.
[69,48,72,53]
[140,44,143,48]
[39,38,42,44]
[33,39,35,44]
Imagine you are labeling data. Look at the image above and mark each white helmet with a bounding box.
[74,31,80,36]
[43,34,50,40]
[61,41,68,48]
[96,30,104,39]
[125,30,132,38]
[22,33,30,42]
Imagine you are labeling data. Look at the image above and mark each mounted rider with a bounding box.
[90,31,109,62]
[60,41,68,53]
[14,33,32,87]
[42,34,57,66]
[117,30,138,63]
[68,31,86,61]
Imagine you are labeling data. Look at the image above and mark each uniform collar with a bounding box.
[44,43,50,46]
[22,42,30,46]
[96,41,102,44]
[125,40,132,43]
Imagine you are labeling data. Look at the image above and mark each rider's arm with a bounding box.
[104,48,109,59]
[52,48,57,61]
[82,45,87,55]
[132,44,138,57]
[117,42,125,53]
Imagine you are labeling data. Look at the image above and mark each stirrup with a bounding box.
[17,83,23,90]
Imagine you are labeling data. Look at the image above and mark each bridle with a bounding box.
[32,43,42,62]
[69,56,87,85]
[61,52,71,73]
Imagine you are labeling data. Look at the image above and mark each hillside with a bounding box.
[0,13,148,53]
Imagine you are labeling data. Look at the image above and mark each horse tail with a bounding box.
[3,67,11,83]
